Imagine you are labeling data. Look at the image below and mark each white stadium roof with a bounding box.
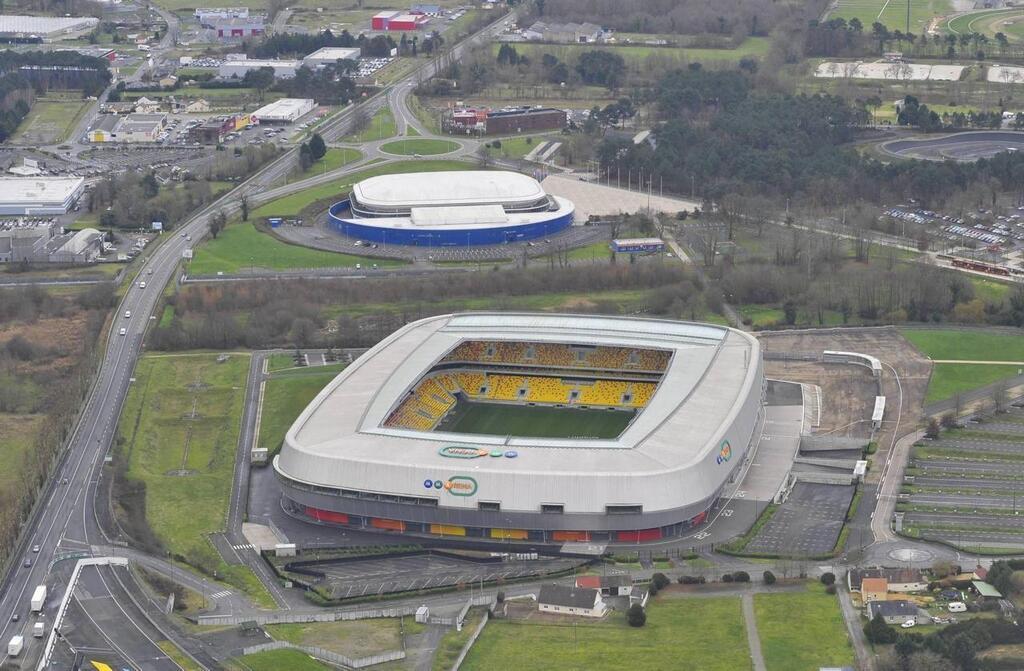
[0,177,84,205]
[352,171,547,209]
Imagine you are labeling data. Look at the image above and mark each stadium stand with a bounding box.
[576,380,630,406]
[442,341,671,372]
[384,376,456,430]
[526,376,571,404]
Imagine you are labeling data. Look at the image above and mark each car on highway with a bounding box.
[124,310,131,319]
[31,545,39,553]
[139,281,146,288]
[148,268,154,275]
[119,327,127,336]
[10,614,18,622]
[22,558,30,568]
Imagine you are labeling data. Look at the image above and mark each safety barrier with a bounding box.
[241,640,406,668]
[196,605,416,627]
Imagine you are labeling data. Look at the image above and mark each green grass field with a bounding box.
[830,0,951,34]
[945,8,1023,37]
[288,148,362,183]
[266,619,402,658]
[484,135,555,159]
[462,597,749,671]
[0,414,43,500]
[116,353,275,608]
[925,363,1023,403]
[230,648,332,671]
[187,222,405,275]
[346,106,397,143]
[440,401,634,439]
[12,100,90,145]
[901,329,1024,362]
[250,159,471,218]
[753,583,854,671]
[257,364,345,456]
[379,138,459,156]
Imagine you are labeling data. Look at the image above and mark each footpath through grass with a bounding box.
[461,597,748,671]
[116,353,275,608]
[250,158,471,218]
[187,222,405,275]
[753,582,854,671]
[257,364,345,456]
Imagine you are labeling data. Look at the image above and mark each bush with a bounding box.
[762,570,776,585]
[492,139,502,149]
[651,572,670,590]
[864,613,898,644]
[732,571,750,583]
[678,575,706,585]
[820,572,836,586]
[626,603,646,627]
[723,573,734,583]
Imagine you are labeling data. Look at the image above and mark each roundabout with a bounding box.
[379,138,461,156]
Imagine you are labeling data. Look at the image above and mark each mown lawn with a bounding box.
[461,597,749,671]
[250,159,471,218]
[288,148,362,183]
[187,222,405,275]
[753,582,854,671]
[258,365,345,456]
[901,329,1024,362]
[830,0,951,35]
[925,363,1024,403]
[346,106,396,142]
[116,353,275,608]
[379,138,458,155]
[230,648,332,671]
[484,135,554,159]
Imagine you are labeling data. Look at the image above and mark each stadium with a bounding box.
[274,313,766,544]
[326,170,574,246]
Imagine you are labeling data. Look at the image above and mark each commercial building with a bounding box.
[372,10,428,31]
[189,114,251,143]
[251,98,315,124]
[275,313,765,544]
[55,227,102,263]
[87,113,166,143]
[302,47,360,69]
[523,21,603,43]
[195,7,249,25]
[0,14,99,41]
[446,106,567,135]
[538,585,606,618]
[0,177,84,215]
[218,58,299,79]
[209,16,264,39]
[328,170,574,246]
[0,220,58,262]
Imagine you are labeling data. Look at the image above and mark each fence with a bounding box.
[242,640,406,668]
[451,608,490,671]
[196,605,416,627]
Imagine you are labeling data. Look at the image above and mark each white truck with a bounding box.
[7,635,22,656]
[30,585,46,613]
[32,621,44,638]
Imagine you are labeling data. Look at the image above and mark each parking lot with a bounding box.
[745,482,855,556]
[902,402,1024,549]
[287,552,582,600]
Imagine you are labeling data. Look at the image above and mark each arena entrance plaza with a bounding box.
[541,174,700,222]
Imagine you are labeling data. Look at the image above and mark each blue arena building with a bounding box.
[327,170,574,247]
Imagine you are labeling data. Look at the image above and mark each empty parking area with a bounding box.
[292,553,581,599]
[745,482,855,556]
[902,404,1024,549]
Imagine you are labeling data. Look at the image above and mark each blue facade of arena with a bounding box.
[327,200,573,247]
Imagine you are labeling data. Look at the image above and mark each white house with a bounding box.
[538,584,606,618]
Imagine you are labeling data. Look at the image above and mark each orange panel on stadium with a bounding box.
[552,530,591,542]
[430,524,466,536]
[306,506,349,524]
[371,518,406,532]
[490,528,528,540]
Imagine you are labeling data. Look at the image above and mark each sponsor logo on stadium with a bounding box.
[716,440,732,465]
[438,446,489,459]
[422,475,478,496]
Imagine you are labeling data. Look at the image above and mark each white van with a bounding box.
[948,602,967,613]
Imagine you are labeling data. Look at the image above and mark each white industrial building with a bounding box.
[218,58,299,79]
[55,227,103,263]
[251,98,316,124]
[87,113,166,143]
[302,47,361,69]
[275,313,765,543]
[0,177,85,215]
[0,14,99,40]
[0,220,58,262]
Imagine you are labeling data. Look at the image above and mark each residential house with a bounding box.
[860,577,888,604]
[848,567,927,593]
[134,96,161,114]
[867,600,921,625]
[538,584,606,618]
[184,99,211,113]
[575,574,633,597]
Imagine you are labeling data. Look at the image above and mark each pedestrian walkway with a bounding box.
[741,593,767,671]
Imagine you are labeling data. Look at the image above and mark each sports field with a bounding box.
[945,8,1024,38]
[829,0,951,34]
[439,400,634,439]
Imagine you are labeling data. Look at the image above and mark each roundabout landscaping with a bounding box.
[379,138,460,156]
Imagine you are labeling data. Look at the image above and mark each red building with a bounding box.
[372,10,427,31]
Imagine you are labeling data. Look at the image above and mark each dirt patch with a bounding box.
[0,312,91,376]
[559,297,596,310]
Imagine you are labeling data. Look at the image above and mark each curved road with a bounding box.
[0,10,514,667]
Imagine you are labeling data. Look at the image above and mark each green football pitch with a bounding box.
[439,401,634,439]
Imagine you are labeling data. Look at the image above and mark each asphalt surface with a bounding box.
[881,130,1024,161]
[0,11,517,669]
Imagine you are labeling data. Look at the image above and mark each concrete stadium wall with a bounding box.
[326,200,574,246]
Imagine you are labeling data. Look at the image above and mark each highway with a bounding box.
[0,11,513,669]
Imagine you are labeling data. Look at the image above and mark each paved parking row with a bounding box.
[745,482,854,556]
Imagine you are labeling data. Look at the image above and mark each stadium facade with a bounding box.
[274,313,765,544]
[326,171,574,246]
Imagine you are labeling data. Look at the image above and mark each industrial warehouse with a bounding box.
[327,170,575,246]
[274,313,765,544]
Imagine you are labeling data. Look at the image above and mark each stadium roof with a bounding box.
[352,171,547,209]
[0,177,84,205]
[282,314,759,483]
